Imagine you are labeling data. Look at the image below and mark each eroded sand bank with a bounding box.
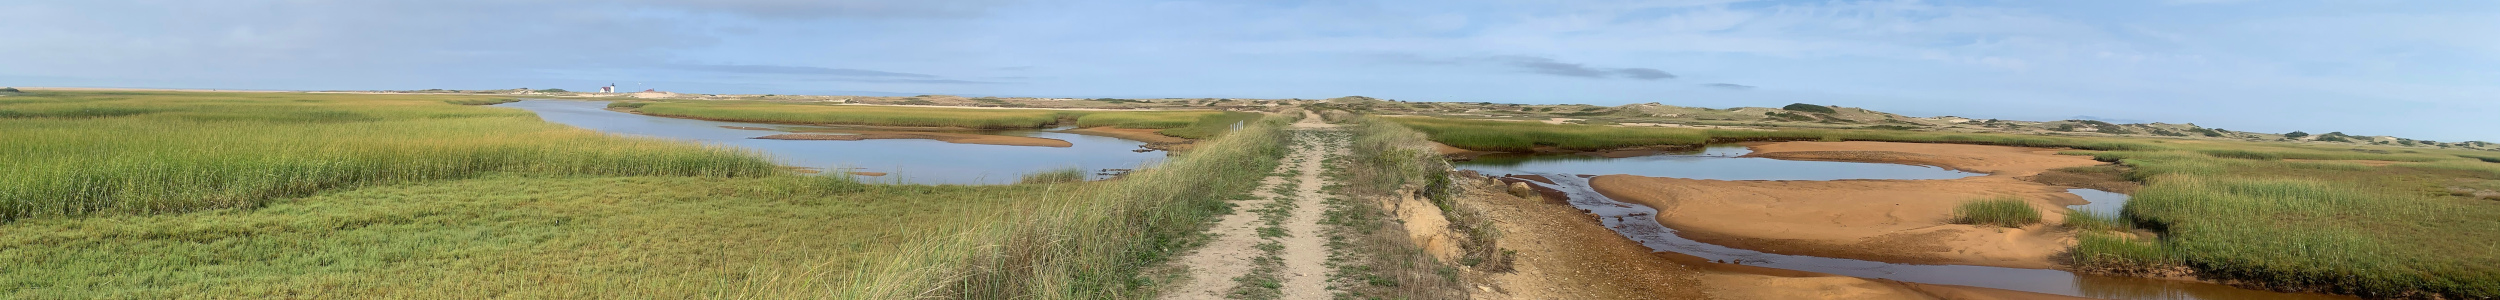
[1592,141,2110,269]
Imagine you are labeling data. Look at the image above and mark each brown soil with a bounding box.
[1430,141,1502,160]
[1455,175,2082,300]
[1591,141,2114,269]
[1059,127,1197,151]
[1457,176,1713,299]
[752,132,1073,147]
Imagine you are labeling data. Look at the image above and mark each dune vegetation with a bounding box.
[1387,115,2500,298]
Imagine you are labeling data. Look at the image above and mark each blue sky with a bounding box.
[3,0,2494,141]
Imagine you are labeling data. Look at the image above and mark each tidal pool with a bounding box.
[1454,146,2351,300]
[498,100,1166,185]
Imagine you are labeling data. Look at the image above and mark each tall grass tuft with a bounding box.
[836,116,1291,299]
[1950,197,2041,228]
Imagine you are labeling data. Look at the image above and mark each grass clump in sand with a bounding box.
[1950,197,2041,228]
[0,91,778,222]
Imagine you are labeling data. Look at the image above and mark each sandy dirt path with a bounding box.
[1162,112,1341,300]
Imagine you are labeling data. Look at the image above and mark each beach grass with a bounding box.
[1950,197,2042,227]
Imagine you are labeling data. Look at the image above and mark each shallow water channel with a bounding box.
[498,100,1166,185]
[1453,145,2351,300]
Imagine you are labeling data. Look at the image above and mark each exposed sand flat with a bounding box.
[1591,141,2111,269]
[1459,174,2083,300]
[1059,127,1190,144]
[752,132,1073,147]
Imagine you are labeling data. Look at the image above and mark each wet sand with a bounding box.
[1459,174,2083,300]
[1058,127,1194,151]
[753,132,1073,147]
[1592,141,2110,269]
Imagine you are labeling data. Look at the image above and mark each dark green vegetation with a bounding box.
[0,91,775,222]
[1389,114,2500,298]
[1950,197,2042,227]
[1781,103,1838,114]
[1,87,21,93]
[842,117,1288,298]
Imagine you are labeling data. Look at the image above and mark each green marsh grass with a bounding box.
[1154,112,1266,139]
[1071,110,1223,129]
[1950,197,2042,227]
[0,174,1101,298]
[0,91,777,221]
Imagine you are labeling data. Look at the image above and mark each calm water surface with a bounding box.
[498,100,1166,185]
[1453,147,2350,300]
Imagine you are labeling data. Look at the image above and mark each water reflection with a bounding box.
[497,100,1167,185]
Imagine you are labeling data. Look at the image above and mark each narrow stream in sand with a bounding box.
[497,100,1167,185]
[1454,145,2351,300]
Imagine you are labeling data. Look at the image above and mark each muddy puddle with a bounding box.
[1453,146,2352,300]
[498,100,1166,185]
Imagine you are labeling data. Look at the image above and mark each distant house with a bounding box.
[597,84,616,93]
